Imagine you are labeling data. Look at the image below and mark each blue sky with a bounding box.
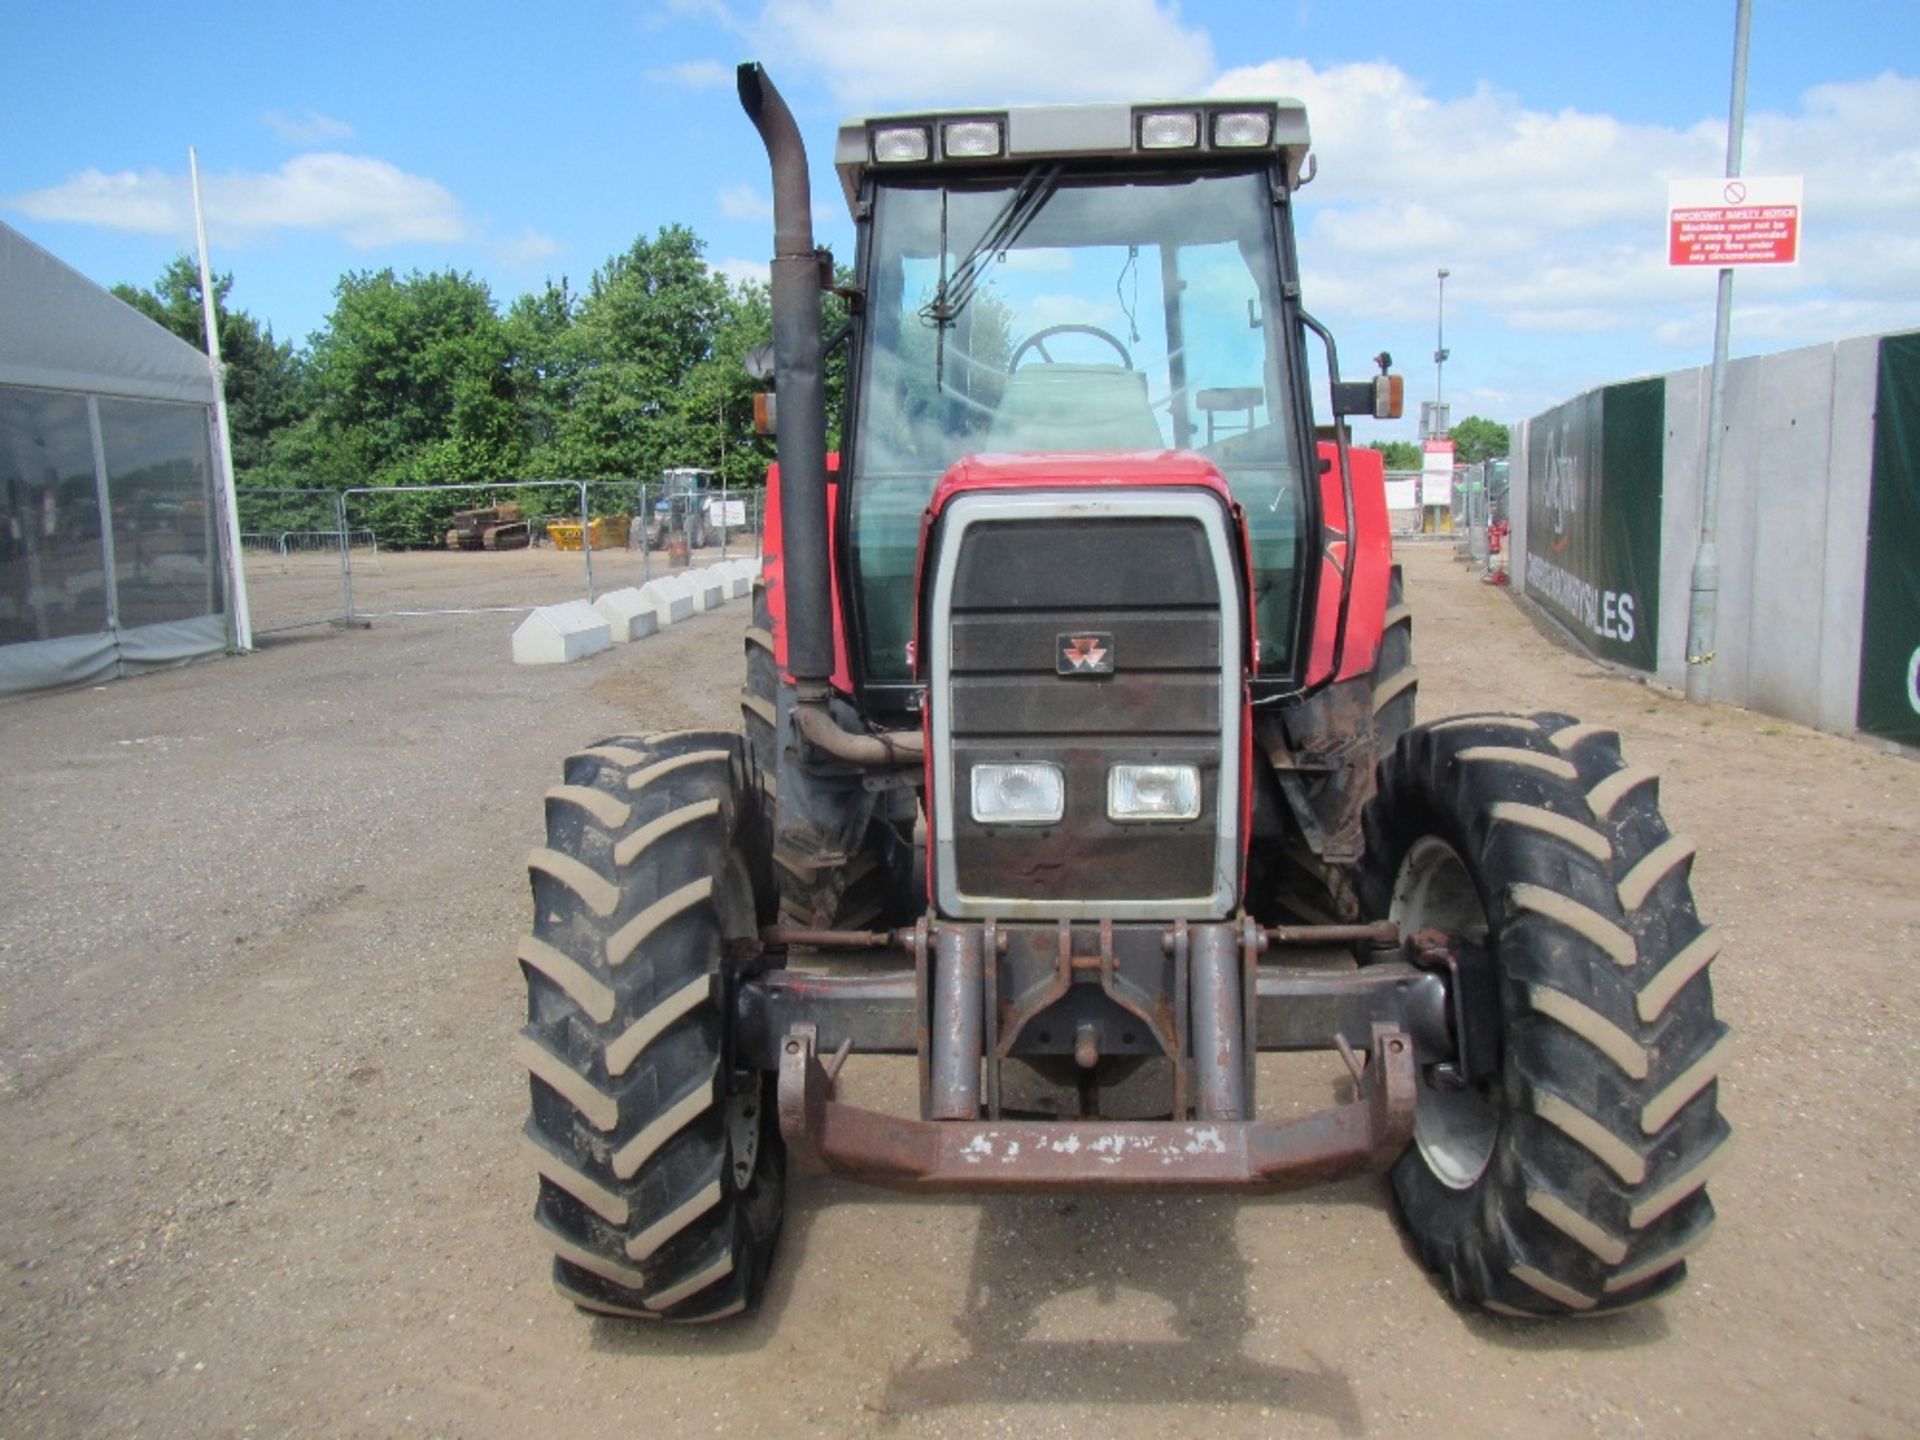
[6,1,1917,438]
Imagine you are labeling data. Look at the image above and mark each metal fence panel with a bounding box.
[237,478,769,632]
[233,488,353,634]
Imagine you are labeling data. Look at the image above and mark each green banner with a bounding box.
[1524,378,1663,670]
[1856,332,1920,745]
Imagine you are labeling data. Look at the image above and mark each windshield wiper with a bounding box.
[919,163,1062,331]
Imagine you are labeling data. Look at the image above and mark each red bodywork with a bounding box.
[916,449,1258,669]
[1304,440,1392,685]
[760,454,855,693]
[760,441,1392,694]
[762,442,1394,910]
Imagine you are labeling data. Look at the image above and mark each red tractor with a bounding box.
[516,65,1728,1323]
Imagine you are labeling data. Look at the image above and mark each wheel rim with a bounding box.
[1391,836,1500,1191]
[726,1085,762,1190]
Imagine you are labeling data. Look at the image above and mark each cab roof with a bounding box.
[833,99,1312,212]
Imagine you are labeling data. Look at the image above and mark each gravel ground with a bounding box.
[0,542,1914,1438]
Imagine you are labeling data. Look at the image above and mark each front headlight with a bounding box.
[1139,110,1200,149]
[873,125,931,162]
[1108,764,1201,821]
[971,762,1065,825]
[943,119,1002,158]
[1212,110,1274,148]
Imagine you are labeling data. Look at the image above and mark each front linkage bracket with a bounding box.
[775,1018,1417,1193]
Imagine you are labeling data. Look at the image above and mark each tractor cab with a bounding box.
[833,102,1328,702]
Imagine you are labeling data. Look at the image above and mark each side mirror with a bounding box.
[744,340,776,382]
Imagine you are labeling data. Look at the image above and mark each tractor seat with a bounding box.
[984,364,1164,454]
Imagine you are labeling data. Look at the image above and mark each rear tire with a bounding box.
[1360,712,1730,1316]
[1371,562,1417,758]
[520,731,784,1322]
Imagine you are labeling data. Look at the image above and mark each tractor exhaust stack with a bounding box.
[737,62,834,687]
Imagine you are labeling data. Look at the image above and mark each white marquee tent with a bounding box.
[0,221,240,697]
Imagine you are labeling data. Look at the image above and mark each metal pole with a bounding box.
[718,398,729,557]
[85,397,120,638]
[190,147,253,651]
[641,481,652,583]
[1189,925,1248,1121]
[579,481,595,601]
[1685,0,1752,705]
[928,926,983,1120]
[336,491,355,620]
[1434,266,1450,415]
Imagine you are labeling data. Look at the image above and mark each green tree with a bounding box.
[503,278,577,462]
[112,256,304,480]
[1371,439,1423,470]
[546,225,733,482]
[287,267,523,542]
[304,267,516,463]
[1449,415,1510,464]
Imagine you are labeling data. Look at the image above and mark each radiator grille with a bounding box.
[929,495,1240,919]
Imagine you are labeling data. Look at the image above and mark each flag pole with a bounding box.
[190,146,253,651]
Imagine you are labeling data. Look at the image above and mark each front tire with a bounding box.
[519,731,784,1321]
[1360,712,1731,1316]
[739,580,907,929]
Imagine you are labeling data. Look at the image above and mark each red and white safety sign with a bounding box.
[1667,176,1803,267]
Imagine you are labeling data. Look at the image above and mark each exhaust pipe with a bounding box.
[738,62,833,688]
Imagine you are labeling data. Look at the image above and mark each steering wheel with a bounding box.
[1008,323,1134,372]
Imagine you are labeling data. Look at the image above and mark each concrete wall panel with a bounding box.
[1708,353,1766,709]
[1509,420,1531,595]
[1658,366,1707,690]
[1743,345,1837,727]
[1512,329,1896,737]
[1816,336,1880,732]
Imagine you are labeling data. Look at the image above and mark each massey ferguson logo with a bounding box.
[1057,632,1114,675]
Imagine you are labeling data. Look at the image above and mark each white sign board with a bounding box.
[1667,175,1802,267]
[1421,439,1455,508]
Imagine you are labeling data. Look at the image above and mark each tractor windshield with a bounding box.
[850,165,1309,684]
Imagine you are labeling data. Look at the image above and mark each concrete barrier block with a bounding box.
[639,575,695,626]
[713,560,754,599]
[686,568,726,611]
[513,600,612,665]
[593,587,660,644]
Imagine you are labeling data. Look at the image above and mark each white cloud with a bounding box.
[262,109,355,144]
[1204,58,1920,399]
[712,255,771,288]
[748,0,1214,106]
[718,181,774,220]
[11,166,185,234]
[494,227,562,265]
[9,153,471,248]
[716,179,840,229]
[645,59,734,88]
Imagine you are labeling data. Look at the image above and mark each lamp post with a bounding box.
[1434,266,1451,420]
[1684,0,1754,705]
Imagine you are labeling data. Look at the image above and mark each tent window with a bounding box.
[0,385,108,645]
[97,397,222,628]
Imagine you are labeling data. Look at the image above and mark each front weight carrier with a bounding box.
[754,918,1430,1193]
